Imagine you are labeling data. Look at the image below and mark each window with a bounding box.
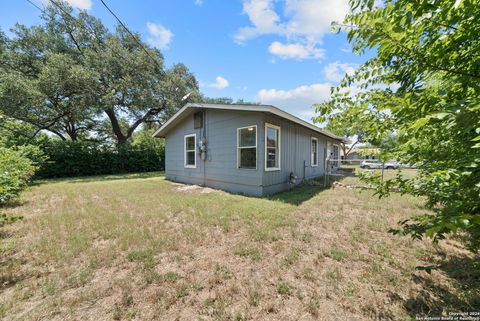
[237,125,257,169]
[333,144,339,167]
[184,134,196,168]
[193,111,203,129]
[311,137,318,166]
[265,123,280,170]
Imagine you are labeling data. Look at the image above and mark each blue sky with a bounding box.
[1,0,370,122]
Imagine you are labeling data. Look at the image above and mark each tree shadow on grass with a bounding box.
[392,253,480,317]
[265,175,351,205]
[266,184,326,206]
[32,171,165,186]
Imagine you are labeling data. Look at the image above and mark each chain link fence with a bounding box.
[323,158,417,188]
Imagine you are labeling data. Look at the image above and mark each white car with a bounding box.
[360,160,400,170]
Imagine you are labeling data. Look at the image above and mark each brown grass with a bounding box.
[0,172,478,320]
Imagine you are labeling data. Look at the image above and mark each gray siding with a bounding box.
[261,114,334,195]
[164,109,341,196]
[165,109,264,196]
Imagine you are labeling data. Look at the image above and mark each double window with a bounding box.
[311,137,318,166]
[237,126,257,169]
[265,123,280,170]
[184,134,196,168]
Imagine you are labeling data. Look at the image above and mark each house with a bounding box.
[344,147,381,160]
[153,103,346,196]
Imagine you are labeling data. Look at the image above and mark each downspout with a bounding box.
[202,110,207,186]
[304,160,306,181]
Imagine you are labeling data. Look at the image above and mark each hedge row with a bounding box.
[36,141,165,178]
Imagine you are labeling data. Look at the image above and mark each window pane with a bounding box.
[186,136,195,150]
[266,147,277,168]
[239,127,256,147]
[266,127,277,148]
[239,148,256,168]
[312,139,318,165]
[186,151,195,165]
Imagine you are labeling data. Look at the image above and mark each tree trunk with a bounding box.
[104,108,128,145]
[104,104,166,145]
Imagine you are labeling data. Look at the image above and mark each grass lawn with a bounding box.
[1,172,478,320]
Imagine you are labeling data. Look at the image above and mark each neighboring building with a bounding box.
[344,147,381,160]
[153,103,346,196]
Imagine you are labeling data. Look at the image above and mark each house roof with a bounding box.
[350,147,381,155]
[152,103,347,142]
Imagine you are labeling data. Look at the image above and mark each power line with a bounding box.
[26,0,163,75]
[25,0,45,13]
[99,0,164,73]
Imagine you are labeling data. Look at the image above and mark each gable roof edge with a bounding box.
[152,103,347,143]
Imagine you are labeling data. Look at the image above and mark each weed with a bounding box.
[276,281,292,296]
[248,288,261,307]
[324,246,348,261]
[282,248,301,267]
[234,245,262,261]
[175,285,189,299]
[162,271,180,283]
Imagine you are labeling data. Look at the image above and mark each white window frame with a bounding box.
[264,123,281,171]
[333,143,340,167]
[311,137,318,167]
[184,133,196,169]
[237,125,257,170]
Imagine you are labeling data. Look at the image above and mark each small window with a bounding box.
[237,125,257,169]
[194,112,203,129]
[265,123,280,171]
[311,137,318,166]
[184,134,196,168]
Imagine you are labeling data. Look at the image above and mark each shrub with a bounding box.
[37,140,165,178]
[0,146,38,205]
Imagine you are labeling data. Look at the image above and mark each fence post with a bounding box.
[381,161,385,184]
[324,156,329,187]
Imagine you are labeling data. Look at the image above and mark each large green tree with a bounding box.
[0,19,98,141]
[0,1,200,144]
[316,0,480,250]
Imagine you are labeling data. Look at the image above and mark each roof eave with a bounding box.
[152,103,348,143]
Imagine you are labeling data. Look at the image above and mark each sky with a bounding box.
[0,0,371,122]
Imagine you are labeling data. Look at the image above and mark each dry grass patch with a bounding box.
[1,172,479,320]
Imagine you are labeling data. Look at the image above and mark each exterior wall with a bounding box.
[165,115,205,186]
[261,114,335,195]
[165,109,264,196]
[165,109,342,196]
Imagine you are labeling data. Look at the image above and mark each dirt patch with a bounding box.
[174,183,215,194]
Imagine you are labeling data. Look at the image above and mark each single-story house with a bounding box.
[344,147,381,160]
[153,103,346,196]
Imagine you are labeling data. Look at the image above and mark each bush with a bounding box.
[37,140,165,178]
[0,146,38,205]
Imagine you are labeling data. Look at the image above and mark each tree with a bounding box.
[315,0,480,251]
[0,13,99,141]
[0,1,200,144]
[324,113,367,157]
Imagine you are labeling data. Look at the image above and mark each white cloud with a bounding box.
[284,0,350,43]
[269,41,325,60]
[235,0,350,45]
[207,76,229,90]
[146,22,173,50]
[235,0,282,43]
[194,0,203,6]
[256,83,332,121]
[323,61,357,82]
[41,0,92,10]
